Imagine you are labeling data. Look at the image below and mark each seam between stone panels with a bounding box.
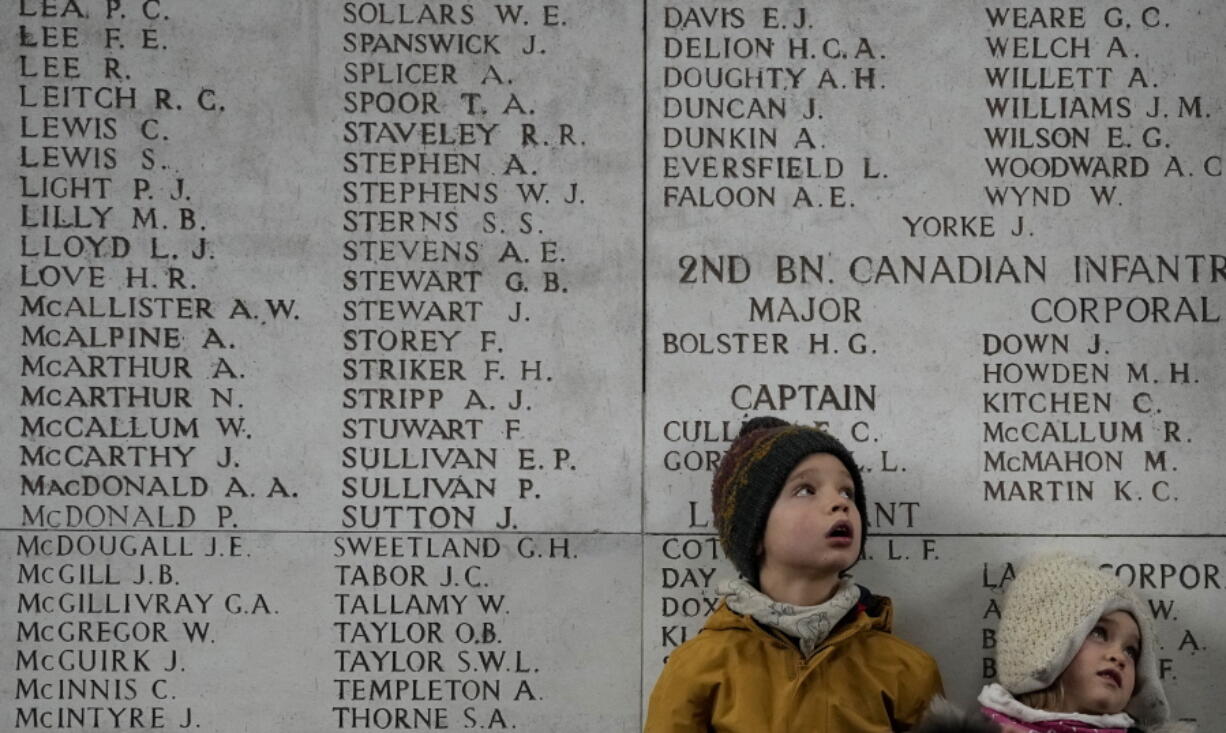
[4,529,1225,538]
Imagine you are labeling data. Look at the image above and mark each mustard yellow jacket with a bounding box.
[645,592,943,732]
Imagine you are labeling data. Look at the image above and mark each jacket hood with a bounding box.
[912,698,1002,733]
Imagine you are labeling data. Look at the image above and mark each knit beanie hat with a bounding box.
[710,416,866,587]
[996,552,1170,727]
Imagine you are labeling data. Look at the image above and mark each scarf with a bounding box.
[717,576,860,657]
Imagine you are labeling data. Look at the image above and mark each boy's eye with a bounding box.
[1125,645,1140,660]
[839,488,854,499]
[795,485,814,496]
[1089,625,1107,640]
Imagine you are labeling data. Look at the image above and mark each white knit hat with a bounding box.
[996,552,1170,727]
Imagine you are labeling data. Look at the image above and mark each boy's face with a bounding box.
[1056,610,1139,715]
[759,453,860,579]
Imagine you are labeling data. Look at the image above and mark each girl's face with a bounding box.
[1055,611,1140,715]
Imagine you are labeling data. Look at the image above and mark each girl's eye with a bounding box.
[839,488,855,499]
[795,486,814,496]
[1125,645,1140,660]
[1090,626,1107,640]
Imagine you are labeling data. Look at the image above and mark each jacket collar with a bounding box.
[978,683,1134,730]
[703,584,891,650]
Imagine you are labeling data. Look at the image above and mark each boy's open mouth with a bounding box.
[826,521,853,539]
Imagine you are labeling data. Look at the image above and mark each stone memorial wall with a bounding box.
[1,1,1221,729]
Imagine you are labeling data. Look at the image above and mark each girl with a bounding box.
[645,416,943,732]
[916,553,1193,733]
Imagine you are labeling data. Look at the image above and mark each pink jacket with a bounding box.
[980,707,1128,733]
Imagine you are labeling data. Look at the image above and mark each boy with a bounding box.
[646,417,943,732]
